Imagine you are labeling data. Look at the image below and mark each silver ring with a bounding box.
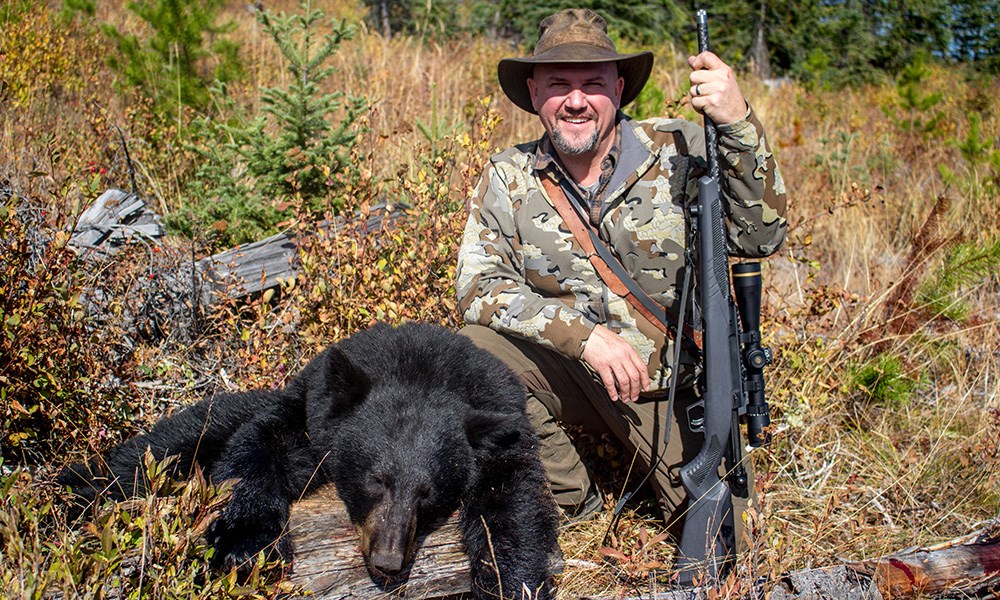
[695,84,702,96]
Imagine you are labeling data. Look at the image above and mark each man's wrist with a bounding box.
[716,101,752,130]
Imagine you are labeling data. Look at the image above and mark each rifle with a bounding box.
[676,9,773,586]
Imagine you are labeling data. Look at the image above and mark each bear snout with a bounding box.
[357,499,419,578]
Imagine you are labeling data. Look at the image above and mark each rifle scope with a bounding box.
[732,262,772,447]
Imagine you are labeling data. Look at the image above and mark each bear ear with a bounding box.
[323,346,371,414]
[465,410,522,451]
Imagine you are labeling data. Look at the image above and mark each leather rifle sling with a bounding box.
[540,176,703,354]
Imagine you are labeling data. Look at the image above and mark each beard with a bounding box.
[550,120,600,156]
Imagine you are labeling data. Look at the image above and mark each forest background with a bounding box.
[1,0,998,597]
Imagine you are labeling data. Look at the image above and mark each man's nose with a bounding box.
[564,88,588,110]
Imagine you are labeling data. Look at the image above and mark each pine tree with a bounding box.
[361,0,460,39]
[707,0,883,87]
[171,3,368,249]
[102,0,241,115]
[871,0,952,71]
[240,5,369,203]
[469,0,687,46]
[951,0,1000,70]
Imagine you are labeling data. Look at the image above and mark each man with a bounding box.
[456,8,786,531]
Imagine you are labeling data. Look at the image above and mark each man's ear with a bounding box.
[465,410,522,451]
[528,76,541,112]
[322,346,371,416]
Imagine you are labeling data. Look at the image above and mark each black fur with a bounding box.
[59,322,559,599]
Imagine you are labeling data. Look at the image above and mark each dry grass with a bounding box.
[2,1,998,598]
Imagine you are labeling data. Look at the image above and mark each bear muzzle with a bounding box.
[357,499,420,578]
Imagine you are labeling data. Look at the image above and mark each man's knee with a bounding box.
[458,323,503,356]
[458,324,538,378]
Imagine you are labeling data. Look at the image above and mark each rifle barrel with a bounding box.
[696,9,719,180]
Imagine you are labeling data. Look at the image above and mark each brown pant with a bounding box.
[460,324,750,539]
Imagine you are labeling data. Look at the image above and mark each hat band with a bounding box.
[529,43,625,64]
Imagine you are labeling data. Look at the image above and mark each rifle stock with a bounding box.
[677,165,741,586]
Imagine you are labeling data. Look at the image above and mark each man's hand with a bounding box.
[581,324,651,402]
[688,51,748,125]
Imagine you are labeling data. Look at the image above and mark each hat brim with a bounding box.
[498,49,654,114]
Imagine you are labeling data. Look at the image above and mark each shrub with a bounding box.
[0,456,293,597]
[0,198,132,465]
[0,1,87,108]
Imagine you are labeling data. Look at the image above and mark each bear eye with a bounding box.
[368,472,394,496]
[366,472,390,497]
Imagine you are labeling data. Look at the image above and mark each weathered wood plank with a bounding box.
[288,485,472,599]
[64,189,409,345]
[70,188,165,250]
[197,229,299,306]
[196,206,403,305]
[67,189,404,304]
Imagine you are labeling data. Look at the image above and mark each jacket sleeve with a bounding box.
[715,105,787,258]
[456,161,596,359]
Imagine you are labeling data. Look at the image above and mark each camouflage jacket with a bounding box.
[456,108,786,390]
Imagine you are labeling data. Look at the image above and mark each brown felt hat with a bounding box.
[498,8,654,114]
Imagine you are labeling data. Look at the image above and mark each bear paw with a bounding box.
[206,512,292,571]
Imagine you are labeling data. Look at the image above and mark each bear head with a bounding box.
[303,345,524,580]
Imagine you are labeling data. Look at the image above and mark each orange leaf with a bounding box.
[598,547,631,562]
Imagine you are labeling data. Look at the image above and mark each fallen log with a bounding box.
[288,484,472,599]
[768,565,883,600]
[65,188,405,343]
[195,228,299,307]
[580,565,883,600]
[287,487,998,600]
[68,188,404,304]
[582,529,999,600]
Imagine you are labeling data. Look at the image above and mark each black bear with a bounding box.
[59,322,559,599]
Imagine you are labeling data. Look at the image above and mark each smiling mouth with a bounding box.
[561,117,591,125]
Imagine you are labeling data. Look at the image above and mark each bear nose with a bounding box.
[369,548,405,575]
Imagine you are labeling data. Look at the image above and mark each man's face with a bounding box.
[528,62,624,159]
